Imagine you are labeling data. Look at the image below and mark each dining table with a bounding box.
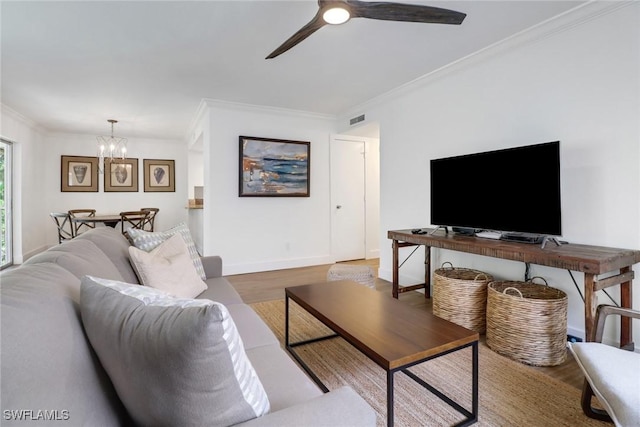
[70,214,122,229]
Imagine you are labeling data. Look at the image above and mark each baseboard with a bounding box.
[366,249,380,259]
[224,255,334,276]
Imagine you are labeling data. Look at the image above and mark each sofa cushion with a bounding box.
[80,276,270,427]
[235,386,377,427]
[127,222,206,280]
[246,344,323,412]
[24,238,124,281]
[199,276,244,305]
[0,263,130,426]
[226,303,280,350]
[129,233,207,298]
[75,226,139,283]
[569,342,640,426]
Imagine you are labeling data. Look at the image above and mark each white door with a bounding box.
[330,136,366,261]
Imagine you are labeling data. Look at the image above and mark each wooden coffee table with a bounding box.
[285,280,479,427]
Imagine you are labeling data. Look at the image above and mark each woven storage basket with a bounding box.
[433,262,493,333]
[486,277,568,366]
[327,264,376,289]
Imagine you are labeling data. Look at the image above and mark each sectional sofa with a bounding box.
[1,226,376,426]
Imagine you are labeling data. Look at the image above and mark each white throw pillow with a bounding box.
[80,276,270,427]
[129,233,207,298]
[127,222,206,280]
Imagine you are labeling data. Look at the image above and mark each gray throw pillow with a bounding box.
[127,222,206,280]
[80,276,270,427]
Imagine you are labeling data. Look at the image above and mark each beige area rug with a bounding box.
[250,299,607,427]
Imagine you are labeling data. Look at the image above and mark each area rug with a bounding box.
[250,299,606,427]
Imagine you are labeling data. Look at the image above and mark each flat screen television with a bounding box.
[430,141,561,237]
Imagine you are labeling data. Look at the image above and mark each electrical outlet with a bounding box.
[567,334,583,343]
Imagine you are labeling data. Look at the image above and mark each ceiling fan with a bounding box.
[266,0,467,59]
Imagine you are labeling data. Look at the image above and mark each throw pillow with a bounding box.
[128,233,207,299]
[127,222,206,280]
[80,276,270,427]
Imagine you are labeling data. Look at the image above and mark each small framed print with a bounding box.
[61,155,98,192]
[104,158,138,192]
[144,159,175,192]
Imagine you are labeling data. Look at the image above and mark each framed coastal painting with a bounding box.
[239,136,310,197]
[104,158,138,192]
[61,155,99,192]
[144,159,175,192]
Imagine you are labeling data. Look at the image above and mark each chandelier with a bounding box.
[97,119,127,172]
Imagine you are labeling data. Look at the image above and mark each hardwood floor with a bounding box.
[225,258,585,390]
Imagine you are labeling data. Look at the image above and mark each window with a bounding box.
[1,139,13,269]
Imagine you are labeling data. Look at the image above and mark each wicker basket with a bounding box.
[327,264,375,289]
[486,277,568,366]
[433,262,493,333]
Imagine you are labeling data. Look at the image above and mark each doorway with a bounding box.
[329,131,380,262]
[330,137,366,261]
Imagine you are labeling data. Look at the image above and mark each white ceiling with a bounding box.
[1,0,586,141]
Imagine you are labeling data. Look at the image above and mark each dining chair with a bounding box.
[68,209,96,237]
[120,210,150,235]
[50,212,74,244]
[141,208,159,232]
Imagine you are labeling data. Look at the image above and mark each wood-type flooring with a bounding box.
[225,258,584,390]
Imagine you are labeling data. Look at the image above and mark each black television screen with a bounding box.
[430,141,561,236]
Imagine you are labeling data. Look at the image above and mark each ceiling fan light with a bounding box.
[322,7,350,25]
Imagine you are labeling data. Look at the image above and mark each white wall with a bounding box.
[197,100,339,275]
[187,131,204,199]
[364,136,380,259]
[338,2,640,343]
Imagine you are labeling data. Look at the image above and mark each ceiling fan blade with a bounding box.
[266,12,327,59]
[349,1,466,25]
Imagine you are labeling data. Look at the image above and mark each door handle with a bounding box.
[336,205,342,209]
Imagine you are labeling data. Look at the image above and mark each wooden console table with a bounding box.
[388,228,640,347]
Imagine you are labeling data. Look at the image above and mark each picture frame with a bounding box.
[104,158,138,192]
[239,136,310,197]
[61,155,99,192]
[144,159,175,192]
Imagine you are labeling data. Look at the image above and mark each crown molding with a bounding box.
[201,98,336,122]
[339,0,635,119]
[185,98,338,148]
[1,103,47,135]
[184,99,210,147]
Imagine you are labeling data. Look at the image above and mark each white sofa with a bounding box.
[1,227,376,426]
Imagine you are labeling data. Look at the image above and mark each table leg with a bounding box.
[472,341,479,421]
[424,246,431,299]
[392,240,399,299]
[585,270,634,347]
[387,370,394,427]
[620,266,633,349]
[584,273,597,341]
[285,296,290,347]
